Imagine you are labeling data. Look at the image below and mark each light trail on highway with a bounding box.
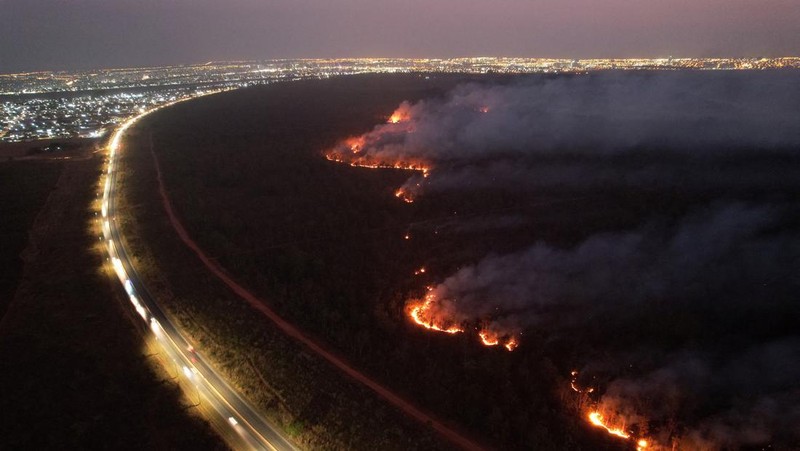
[100,96,297,451]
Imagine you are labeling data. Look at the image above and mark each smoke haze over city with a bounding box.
[2,0,800,72]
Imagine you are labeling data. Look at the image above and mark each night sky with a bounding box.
[2,0,799,73]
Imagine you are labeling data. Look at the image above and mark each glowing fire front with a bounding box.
[407,289,519,351]
[588,412,630,439]
[324,104,432,203]
[588,412,649,450]
[408,292,463,334]
[327,100,663,450]
[571,371,650,450]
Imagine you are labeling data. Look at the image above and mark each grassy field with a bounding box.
[0,150,225,449]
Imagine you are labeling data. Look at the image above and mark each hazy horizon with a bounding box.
[2,0,799,73]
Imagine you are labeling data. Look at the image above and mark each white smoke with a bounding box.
[423,204,800,448]
[425,204,795,326]
[352,71,800,165]
[371,72,800,448]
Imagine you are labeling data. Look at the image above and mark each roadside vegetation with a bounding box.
[0,146,225,450]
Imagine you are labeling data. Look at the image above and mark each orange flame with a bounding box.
[571,372,649,448]
[388,111,407,124]
[408,295,464,335]
[479,331,500,346]
[588,412,630,439]
[325,104,430,204]
[588,411,650,450]
[345,136,366,153]
[407,289,520,351]
[387,103,412,124]
[325,152,430,177]
[477,330,518,351]
[584,408,650,451]
[503,336,519,351]
[395,188,416,203]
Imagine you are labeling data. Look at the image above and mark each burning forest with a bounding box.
[325,71,800,450]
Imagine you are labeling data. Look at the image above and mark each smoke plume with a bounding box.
[330,71,800,199]
[330,71,800,448]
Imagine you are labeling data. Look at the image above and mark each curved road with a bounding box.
[147,105,484,451]
[106,93,484,451]
[101,97,297,451]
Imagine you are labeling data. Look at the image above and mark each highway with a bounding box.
[100,98,298,451]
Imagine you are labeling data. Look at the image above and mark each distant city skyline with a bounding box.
[2,0,799,73]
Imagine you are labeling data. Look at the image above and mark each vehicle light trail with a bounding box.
[147,101,485,450]
[100,94,297,451]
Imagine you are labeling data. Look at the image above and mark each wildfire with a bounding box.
[588,412,630,439]
[588,412,649,450]
[503,336,519,351]
[479,331,500,346]
[478,106,490,113]
[387,101,413,124]
[414,267,426,275]
[325,151,430,176]
[571,370,650,450]
[587,413,649,450]
[395,188,415,203]
[408,294,464,335]
[325,103,432,204]
[388,111,408,124]
[407,292,519,350]
[346,136,365,153]
[477,330,519,351]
